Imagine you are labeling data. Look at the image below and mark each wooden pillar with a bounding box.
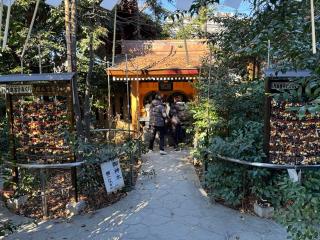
[130,81,139,131]
[6,94,18,185]
[68,81,78,202]
[264,77,271,162]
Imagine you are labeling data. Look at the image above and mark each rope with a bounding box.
[5,161,84,169]
[217,154,320,170]
[90,128,137,133]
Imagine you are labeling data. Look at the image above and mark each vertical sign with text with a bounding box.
[101,159,125,193]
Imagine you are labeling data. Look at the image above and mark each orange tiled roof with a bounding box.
[108,40,208,76]
[111,52,205,71]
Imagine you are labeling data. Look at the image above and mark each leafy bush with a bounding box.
[205,121,269,207]
[208,121,265,162]
[0,221,16,237]
[191,3,320,239]
[258,171,320,240]
[76,137,144,195]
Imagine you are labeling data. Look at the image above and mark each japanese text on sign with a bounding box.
[270,82,299,91]
[0,85,33,95]
[101,159,125,193]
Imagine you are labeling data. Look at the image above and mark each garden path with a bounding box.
[6,149,286,240]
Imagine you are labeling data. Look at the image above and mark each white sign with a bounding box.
[101,159,125,193]
[287,169,301,183]
[0,85,33,94]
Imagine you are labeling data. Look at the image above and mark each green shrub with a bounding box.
[261,171,320,240]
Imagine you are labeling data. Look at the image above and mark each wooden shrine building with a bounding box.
[108,39,208,129]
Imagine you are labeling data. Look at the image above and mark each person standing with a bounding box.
[169,96,184,150]
[148,94,168,155]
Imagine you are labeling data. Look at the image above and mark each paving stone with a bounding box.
[5,149,287,240]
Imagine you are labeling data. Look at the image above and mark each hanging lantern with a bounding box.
[176,0,194,11]
[223,0,242,9]
[100,0,118,10]
[45,0,62,7]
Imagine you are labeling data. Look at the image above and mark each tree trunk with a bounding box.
[70,0,77,72]
[84,32,94,140]
[65,0,72,72]
[65,0,83,138]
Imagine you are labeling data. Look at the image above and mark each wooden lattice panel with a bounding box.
[269,100,320,165]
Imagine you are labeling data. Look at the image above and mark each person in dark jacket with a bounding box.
[169,96,188,150]
[148,94,168,155]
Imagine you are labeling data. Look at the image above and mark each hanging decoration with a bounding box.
[100,0,118,10]
[176,0,194,11]
[45,0,62,7]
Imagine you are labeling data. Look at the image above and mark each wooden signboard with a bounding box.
[265,73,320,165]
[0,84,71,96]
[159,81,173,91]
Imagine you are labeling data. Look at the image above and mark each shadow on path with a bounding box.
[5,149,286,240]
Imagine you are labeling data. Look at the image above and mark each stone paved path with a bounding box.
[6,149,286,240]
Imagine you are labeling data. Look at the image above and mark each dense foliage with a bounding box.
[75,137,145,195]
[191,1,320,239]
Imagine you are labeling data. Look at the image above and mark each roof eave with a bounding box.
[108,68,200,77]
[0,73,75,83]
